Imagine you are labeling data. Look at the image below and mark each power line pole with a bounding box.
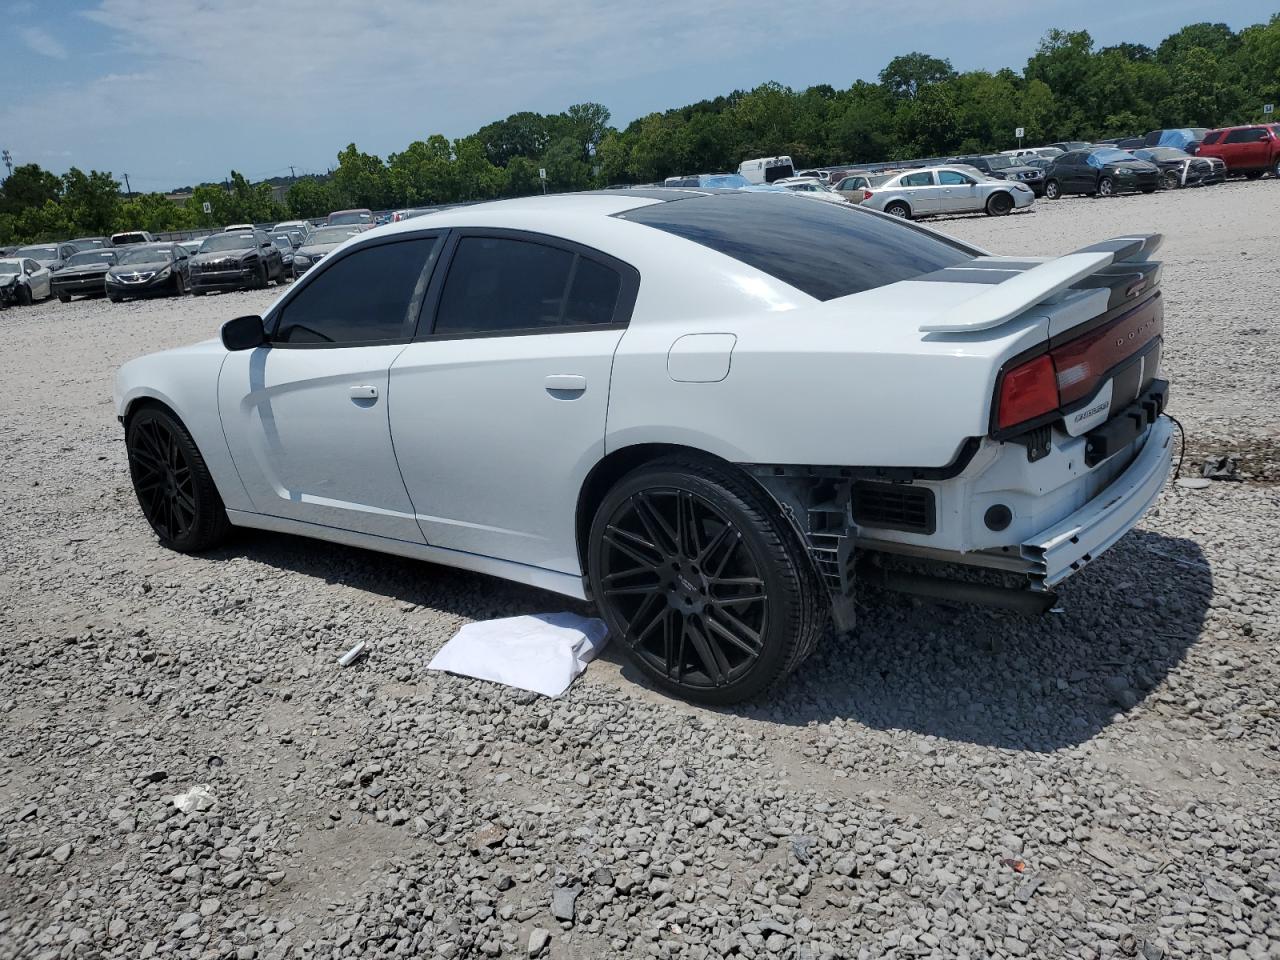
[289,165,296,179]
[123,173,133,197]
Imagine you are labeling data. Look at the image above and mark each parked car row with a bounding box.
[1,214,368,309]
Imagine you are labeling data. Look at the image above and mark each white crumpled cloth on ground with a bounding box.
[426,612,610,698]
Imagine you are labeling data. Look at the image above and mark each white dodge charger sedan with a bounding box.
[116,190,1173,704]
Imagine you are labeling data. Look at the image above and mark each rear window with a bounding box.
[1202,131,1223,144]
[615,192,975,302]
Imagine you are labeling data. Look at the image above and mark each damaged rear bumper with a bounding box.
[1021,415,1174,588]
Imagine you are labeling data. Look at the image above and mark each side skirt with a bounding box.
[224,509,588,601]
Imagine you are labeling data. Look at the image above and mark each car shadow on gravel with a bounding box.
[205,529,595,622]
[728,529,1212,752]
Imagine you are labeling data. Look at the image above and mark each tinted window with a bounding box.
[616,192,975,302]
[900,172,934,187]
[564,257,622,326]
[1202,131,1222,144]
[434,237,622,335]
[938,170,972,185]
[1223,128,1257,144]
[275,238,439,345]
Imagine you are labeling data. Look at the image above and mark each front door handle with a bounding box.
[349,385,378,400]
[545,375,587,394]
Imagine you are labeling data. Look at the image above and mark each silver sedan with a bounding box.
[862,165,1035,219]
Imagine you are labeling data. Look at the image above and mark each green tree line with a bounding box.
[3,18,1277,245]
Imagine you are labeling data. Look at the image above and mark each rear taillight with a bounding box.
[863,190,873,200]
[996,355,1058,430]
[992,295,1164,434]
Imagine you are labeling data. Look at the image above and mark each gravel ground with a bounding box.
[2,182,1278,960]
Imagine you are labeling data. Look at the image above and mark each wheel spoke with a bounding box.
[684,617,727,685]
[634,492,680,556]
[700,524,741,578]
[628,592,665,643]
[675,492,702,557]
[603,527,661,570]
[705,606,763,657]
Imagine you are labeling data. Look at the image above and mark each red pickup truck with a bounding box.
[1197,124,1280,178]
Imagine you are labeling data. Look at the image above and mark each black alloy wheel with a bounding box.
[588,458,825,705]
[126,406,230,552]
[1163,170,1181,190]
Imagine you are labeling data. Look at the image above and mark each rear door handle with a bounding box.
[545,375,587,393]
[349,385,378,400]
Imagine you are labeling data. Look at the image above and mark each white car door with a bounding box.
[388,231,638,574]
[937,169,981,212]
[896,171,942,214]
[217,234,445,542]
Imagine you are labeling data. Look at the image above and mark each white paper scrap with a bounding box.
[427,613,609,698]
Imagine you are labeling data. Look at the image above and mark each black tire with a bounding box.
[174,272,186,296]
[58,293,72,303]
[1273,158,1280,178]
[1245,170,1263,180]
[1043,179,1061,199]
[1098,177,1115,197]
[17,284,33,306]
[587,456,826,705]
[252,261,268,289]
[108,292,122,302]
[125,405,230,553]
[985,192,1014,216]
[884,201,911,219]
[1162,170,1181,190]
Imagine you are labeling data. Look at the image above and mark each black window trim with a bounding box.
[265,230,447,350]
[415,227,641,342]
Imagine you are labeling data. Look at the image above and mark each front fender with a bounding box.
[115,343,252,511]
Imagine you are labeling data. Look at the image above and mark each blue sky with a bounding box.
[4,1,1275,191]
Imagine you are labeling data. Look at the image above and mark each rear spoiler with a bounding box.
[919,234,1162,333]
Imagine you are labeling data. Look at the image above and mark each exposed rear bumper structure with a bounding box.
[1021,416,1174,589]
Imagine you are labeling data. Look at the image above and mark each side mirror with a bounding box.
[222,314,266,351]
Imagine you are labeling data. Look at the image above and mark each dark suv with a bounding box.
[1042,148,1160,198]
[189,229,288,294]
[951,154,1045,196]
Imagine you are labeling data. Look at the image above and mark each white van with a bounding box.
[737,155,796,184]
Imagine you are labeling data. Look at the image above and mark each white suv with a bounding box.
[116,190,1172,703]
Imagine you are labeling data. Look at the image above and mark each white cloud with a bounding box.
[3,0,1002,182]
[19,26,68,59]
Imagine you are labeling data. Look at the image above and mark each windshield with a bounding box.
[16,245,57,259]
[200,233,256,253]
[117,245,172,265]
[1090,148,1135,164]
[701,173,751,188]
[272,235,294,249]
[66,251,118,267]
[72,238,106,249]
[328,211,372,224]
[310,226,362,245]
[0,262,20,275]
[983,156,1014,170]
